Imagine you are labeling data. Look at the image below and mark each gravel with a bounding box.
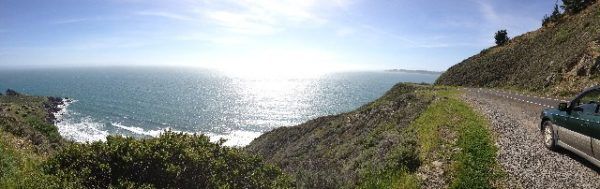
[461,89,600,188]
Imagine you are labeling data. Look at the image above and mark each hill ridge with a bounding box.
[436,1,600,96]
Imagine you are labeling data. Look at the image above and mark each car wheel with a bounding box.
[543,121,558,150]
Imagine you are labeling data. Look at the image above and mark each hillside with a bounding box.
[436,1,600,96]
[246,84,502,188]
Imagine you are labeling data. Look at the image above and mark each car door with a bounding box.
[589,110,600,160]
[559,90,599,156]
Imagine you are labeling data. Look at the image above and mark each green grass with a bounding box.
[0,133,63,189]
[409,87,504,188]
[358,168,420,189]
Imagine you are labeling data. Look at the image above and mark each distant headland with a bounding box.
[385,68,444,75]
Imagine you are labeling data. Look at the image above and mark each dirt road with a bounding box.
[461,88,599,188]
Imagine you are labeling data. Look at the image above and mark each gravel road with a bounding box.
[461,88,600,188]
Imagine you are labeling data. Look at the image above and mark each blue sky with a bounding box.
[0,0,556,72]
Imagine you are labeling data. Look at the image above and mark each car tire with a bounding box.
[542,121,558,151]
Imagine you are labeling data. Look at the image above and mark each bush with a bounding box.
[562,0,596,14]
[494,30,510,46]
[44,131,291,189]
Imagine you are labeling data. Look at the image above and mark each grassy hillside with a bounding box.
[246,84,503,188]
[436,1,600,96]
[246,83,432,188]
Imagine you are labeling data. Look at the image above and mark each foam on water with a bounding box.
[56,116,110,142]
[205,130,263,147]
[112,122,262,147]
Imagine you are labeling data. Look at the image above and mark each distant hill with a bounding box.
[385,69,444,75]
[436,1,600,96]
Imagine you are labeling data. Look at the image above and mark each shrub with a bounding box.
[494,30,510,46]
[26,118,61,144]
[44,131,291,189]
[562,0,596,14]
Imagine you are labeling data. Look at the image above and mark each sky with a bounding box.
[0,0,557,72]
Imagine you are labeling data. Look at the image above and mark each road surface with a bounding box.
[461,88,599,188]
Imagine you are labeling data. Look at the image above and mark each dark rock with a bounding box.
[5,89,20,96]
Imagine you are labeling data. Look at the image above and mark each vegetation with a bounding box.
[247,84,504,188]
[0,94,64,151]
[45,132,291,189]
[494,30,509,46]
[561,0,596,14]
[436,1,600,96]
[543,4,562,26]
[0,91,289,189]
[0,133,62,188]
[246,83,434,188]
[409,88,503,188]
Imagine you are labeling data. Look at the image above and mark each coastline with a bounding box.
[44,96,73,124]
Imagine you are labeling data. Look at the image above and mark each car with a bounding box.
[540,86,600,167]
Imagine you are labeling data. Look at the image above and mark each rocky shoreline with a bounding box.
[44,96,72,124]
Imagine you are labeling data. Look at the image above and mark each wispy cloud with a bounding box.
[51,18,93,25]
[474,0,540,36]
[199,0,335,35]
[65,37,154,50]
[134,11,193,21]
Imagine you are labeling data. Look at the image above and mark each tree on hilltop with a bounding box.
[543,4,562,26]
[494,30,509,46]
[561,0,589,14]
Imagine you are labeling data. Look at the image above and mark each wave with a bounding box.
[112,123,262,147]
[205,130,263,147]
[53,98,77,122]
[55,116,110,142]
[54,99,263,146]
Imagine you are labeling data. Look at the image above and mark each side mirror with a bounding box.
[558,102,568,111]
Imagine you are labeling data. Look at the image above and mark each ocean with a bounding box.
[0,67,439,146]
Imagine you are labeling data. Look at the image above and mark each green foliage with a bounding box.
[27,117,61,144]
[0,134,64,189]
[44,131,291,189]
[247,83,433,188]
[358,168,420,189]
[562,0,586,14]
[494,30,509,46]
[409,88,504,188]
[448,99,500,189]
[543,4,562,26]
[0,95,64,150]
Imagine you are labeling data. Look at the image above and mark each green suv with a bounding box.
[540,87,600,167]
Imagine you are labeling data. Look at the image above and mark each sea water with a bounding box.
[0,67,439,146]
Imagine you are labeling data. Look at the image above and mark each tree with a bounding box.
[494,30,509,46]
[562,0,586,14]
[543,4,562,26]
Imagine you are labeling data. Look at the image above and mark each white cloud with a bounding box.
[135,11,193,21]
[51,18,93,25]
[200,0,337,35]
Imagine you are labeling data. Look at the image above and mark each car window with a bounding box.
[576,89,600,113]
